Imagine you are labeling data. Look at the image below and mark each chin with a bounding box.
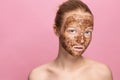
[70,51,84,57]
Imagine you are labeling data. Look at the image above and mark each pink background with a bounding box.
[0,0,120,80]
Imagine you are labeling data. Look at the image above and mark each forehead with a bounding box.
[64,9,93,20]
[62,9,93,27]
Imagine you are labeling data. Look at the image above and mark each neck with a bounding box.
[55,44,85,71]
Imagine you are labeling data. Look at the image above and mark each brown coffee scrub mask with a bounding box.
[59,12,93,57]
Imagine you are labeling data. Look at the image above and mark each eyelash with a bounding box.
[67,29,76,33]
[85,31,91,34]
[84,31,92,37]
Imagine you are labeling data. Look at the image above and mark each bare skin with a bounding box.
[29,58,112,80]
[28,9,113,80]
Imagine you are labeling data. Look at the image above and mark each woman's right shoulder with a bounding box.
[28,64,49,80]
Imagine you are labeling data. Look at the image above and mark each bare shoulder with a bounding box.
[85,58,113,80]
[28,63,49,80]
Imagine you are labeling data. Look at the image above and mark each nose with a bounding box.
[80,33,85,44]
[80,35,85,44]
[76,33,85,44]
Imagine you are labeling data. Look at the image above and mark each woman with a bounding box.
[28,0,113,80]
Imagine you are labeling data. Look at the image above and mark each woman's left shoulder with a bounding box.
[85,58,113,80]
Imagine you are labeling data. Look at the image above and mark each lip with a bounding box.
[73,45,84,51]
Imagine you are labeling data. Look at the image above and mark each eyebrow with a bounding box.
[86,27,93,30]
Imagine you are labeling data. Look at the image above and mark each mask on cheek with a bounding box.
[59,33,73,54]
[59,32,89,57]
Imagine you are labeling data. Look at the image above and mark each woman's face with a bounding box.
[59,10,93,57]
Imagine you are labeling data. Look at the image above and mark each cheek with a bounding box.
[84,37,91,46]
[65,37,74,46]
[66,35,82,45]
[86,38,90,42]
[63,35,76,47]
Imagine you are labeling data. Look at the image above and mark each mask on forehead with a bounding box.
[64,14,93,29]
[59,13,93,57]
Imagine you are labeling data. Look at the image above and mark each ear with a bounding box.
[53,25,60,37]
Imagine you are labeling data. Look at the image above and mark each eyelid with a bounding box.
[67,27,76,30]
[84,31,91,37]
[66,27,77,31]
[66,28,77,34]
[84,30,92,35]
[84,29,92,36]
